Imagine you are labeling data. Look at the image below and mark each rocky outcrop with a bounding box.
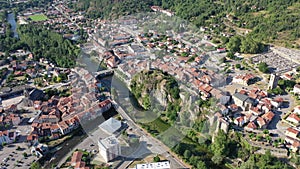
[130,69,180,110]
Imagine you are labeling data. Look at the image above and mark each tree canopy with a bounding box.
[18,25,80,68]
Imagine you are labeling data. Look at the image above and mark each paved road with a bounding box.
[40,82,70,90]
[112,101,190,169]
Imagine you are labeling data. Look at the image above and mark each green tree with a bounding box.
[240,37,263,54]
[30,162,41,169]
[226,51,236,60]
[226,36,241,52]
[23,152,28,157]
[258,62,269,73]
[211,131,229,156]
[153,155,160,162]
[263,129,269,135]
[197,161,207,169]
[235,64,241,69]
[183,149,192,159]
[211,154,224,165]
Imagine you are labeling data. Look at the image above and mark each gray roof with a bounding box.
[29,89,45,101]
[99,118,121,134]
[245,98,254,104]
[219,95,230,105]
[232,93,249,102]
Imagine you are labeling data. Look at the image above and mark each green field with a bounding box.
[29,14,48,21]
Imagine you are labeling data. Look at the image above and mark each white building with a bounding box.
[135,161,171,169]
[98,136,121,162]
[293,84,300,94]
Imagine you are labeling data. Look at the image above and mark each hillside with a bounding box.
[130,69,181,122]
[73,0,300,48]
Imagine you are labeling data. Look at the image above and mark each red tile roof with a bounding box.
[287,113,300,122]
[262,111,275,122]
[287,127,300,135]
[71,151,83,164]
[246,122,257,129]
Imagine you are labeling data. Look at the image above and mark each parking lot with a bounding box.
[0,142,38,169]
[0,114,37,169]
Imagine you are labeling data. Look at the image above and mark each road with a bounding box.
[111,101,190,169]
[52,4,80,29]
[40,82,70,90]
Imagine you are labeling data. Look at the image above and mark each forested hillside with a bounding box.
[18,25,80,68]
[73,0,300,48]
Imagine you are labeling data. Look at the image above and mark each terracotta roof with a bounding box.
[287,113,300,122]
[274,97,284,103]
[75,161,86,168]
[292,140,300,148]
[99,100,111,108]
[27,134,38,141]
[256,117,266,126]
[50,124,59,130]
[229,104,238,110]
[58,121,69,130]
[246,122,257,129]
[262,111,275,122]
[71,151,83,164]
[287,127,300,135]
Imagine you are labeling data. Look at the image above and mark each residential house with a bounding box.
[245,122,257,131]
[106,56,118,68]
[27,133,39,143]
[58,121,72,135]
[98,100,112,115]
[293,106,300,115]
[234,116,245,127]
[50,124,60,134]
[271,97,284,108]
[232,74,256,86]
[249,106,263,116]
[219,104,229,115]
[229,104,239,113]
[293,84,300,94]
[291,140,300,153]
[285,127,300,140]
[256,117,267,129]
[232,93,254,111]
[217,48,226,53]
[286,113,300,126]
[262,111,275,125]
[71,151,83,166]
[216,118,230,133]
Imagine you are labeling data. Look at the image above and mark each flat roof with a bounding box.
[98,117,121,134]
[98,135,119,149]
[136,161,171,169]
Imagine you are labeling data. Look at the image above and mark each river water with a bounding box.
[7,13,18,38]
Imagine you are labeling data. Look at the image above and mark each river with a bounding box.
[7,13,18,38]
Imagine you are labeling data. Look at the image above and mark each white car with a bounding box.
[3,158,8,162]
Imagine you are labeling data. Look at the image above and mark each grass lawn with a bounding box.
[141,118,171,135]
[29,14,48,21]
